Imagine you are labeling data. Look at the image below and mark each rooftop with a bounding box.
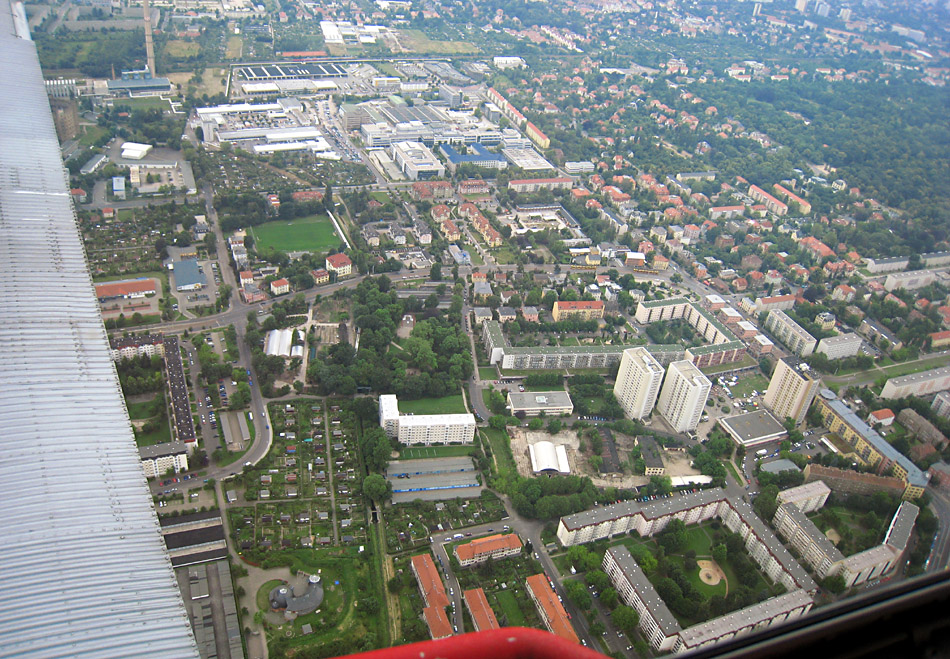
[883,501,919,553]
[455,534,522,562]
[605,546,681,636]
[507,391,574,410]
[463,588,500,630]
[676,590,813,648]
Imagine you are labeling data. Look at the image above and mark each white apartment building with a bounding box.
[396,414,476,445]
[656,360,711,433]
[139,441,189,479]
[614,347,665,420]
[765,310,817,357]
[816,333,863,360]
[775,481,831,514]
[881,365,950,399]
[763,357,821,426]
[604,546,682,652]
[379,394,400,437]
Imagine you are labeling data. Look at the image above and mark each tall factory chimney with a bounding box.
[143,0,156,76]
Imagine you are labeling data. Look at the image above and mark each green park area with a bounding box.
[397,394,467,415]
[251,215,340,253]
[729,374,769,398]
[398,445,475,459]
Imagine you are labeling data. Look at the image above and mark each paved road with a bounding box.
[925,486,950,573]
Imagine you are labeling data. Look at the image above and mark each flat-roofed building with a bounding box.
[884,501,919,555]
[816,333,863,360]
[803,463,906,498]
[933,391,950,419]
[764,357,821,426]
[657,361,711,433]
[638,436,665,475]
[614,347,665,420]
[454,534,522,567]
[463,588,500,631]
[604,546,681,652]
[526,574,579,644]
[718,410,788,448]
[552,299,605,321]
[397,414,476,445]
[410,553,449,608]
[776,481,831,514]
[765,310,817,357]
[110,333,165,361]
[773,503,844,578]
[390,141,446,180]
[140,441,190,478]
[881,365,950,399]
[507,390,574,416]
[812,390,929,499]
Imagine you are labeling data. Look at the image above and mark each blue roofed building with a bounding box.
[107,69,172,96]
[173,260,207,291]
[439,143,508,173]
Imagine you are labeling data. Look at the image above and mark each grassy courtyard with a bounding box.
[397,394,467,415]
[251,215,340,253]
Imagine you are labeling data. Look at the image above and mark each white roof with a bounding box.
[529,441,570,474]
[398,413,475,427]
[0,8,198,656]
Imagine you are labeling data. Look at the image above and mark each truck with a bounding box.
[756,448,769,457]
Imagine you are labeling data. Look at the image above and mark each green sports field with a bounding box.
[251,215,340,253]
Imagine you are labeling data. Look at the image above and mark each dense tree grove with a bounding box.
[116,355,164,395]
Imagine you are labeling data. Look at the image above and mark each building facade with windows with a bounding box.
[656,361,711,433]
[763,357,820,426]
[614,347,665,420]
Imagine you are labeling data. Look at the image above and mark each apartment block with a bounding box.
[526,574,578,644]
[881,365,950,399]
[656,361,711,433]
[773,503,843,578]
[816,333,863,360]
[379,394,475,445]
[614,347,665,420]
[763,357,820,426]
[775,481,831,514]
[454,534,522,567]
[765,310,817,357]
[604,547,681,652]
[552,300,605,321]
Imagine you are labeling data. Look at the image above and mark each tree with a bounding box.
[589,621,605,637]
[430,263,442,281]
[546,418,563,434]
[611,606,640,634]
[712,544,728,565]
[362,474,391,502]
[600,587,618,609]
[585,570,610,592]
[822,574,847,595]
[563,579,592,609]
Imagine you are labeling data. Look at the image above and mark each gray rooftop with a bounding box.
[884,365,950,388]
[778,504,844,563]
[760,459,801,475]
[0,6,198,656]
[676,589,812,649]
[883,501,919,553]
[817,391,928,487]
[638,436,664,470]
[139,440,189,459]
[173,259,206,289]
[507,390,573,410]
[606,546,681,636]
[719,409,787,443]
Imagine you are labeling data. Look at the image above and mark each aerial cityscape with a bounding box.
[3,0,950,656]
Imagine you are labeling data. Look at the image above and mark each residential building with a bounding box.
[883,270,936,292]
[764,357,821,426]
[454,534,522,567]
[765,310,817,357]
[803,464,906,498]
[378,394,475,445]
[526,574,579,644]
[754,294,796,314]
[109,333,165,361]
[552,300,605,322]
[656,361,711,433]
[748,184,788,216]
[139,441,189,478]
[604,546,681,652]
[881,365,950,399]
[614,347,665,420]
[507,391,574,416]
[867,409,896,428]
[812,390,929,498]
[896,409,946,447]
[638,436,665,475]
[773,503,844,578]
[816,333,863,360]
[270,278,290,296]
[410,553,450,608]
[776,481,831,514]
[932,391,950,419]
[311,268,330,285]
[326,253,353,278]
[508,177,572,193]
[95,278,158,302]
[422,606,453,640]
[463,588,500,631]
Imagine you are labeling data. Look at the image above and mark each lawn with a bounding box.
[127,395,159,420]
[729,374,769,398]
[722,460,743,484]
[78,124,110,147]
[135,420,172,447]
[480,428,516,478]
[683,525,715,556]
[164,39,200,58]
[399,29,479,54]
[251,215,340,253]
[117,96,172,111]
[700,354,758,376]
[479,366,498,380]
[398,394,467,415]
[399,445,474,460]
[225,36,243,59]
[493,589,525,626]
